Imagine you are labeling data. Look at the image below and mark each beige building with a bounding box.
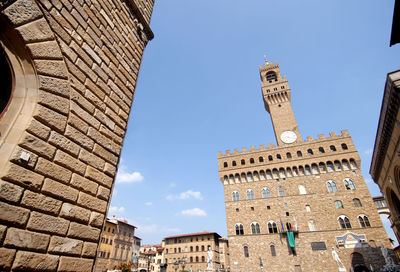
[218,60,395,272]
[138,244,163,272]
[0,0,154,271]
[370,69,400,259]
[163,232,229,272]
[95,218,137,271]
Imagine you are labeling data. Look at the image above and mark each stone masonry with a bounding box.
[0,0,154,271]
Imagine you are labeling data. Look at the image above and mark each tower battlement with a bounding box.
[218,130,350,158]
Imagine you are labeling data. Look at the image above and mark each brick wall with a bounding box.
[0,0,154,270]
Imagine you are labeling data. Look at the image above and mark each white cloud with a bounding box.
[145,202,153,206]
[166,190,203,201]
[179,208,207,217]
[116,165,144,183]
[169,182,176,187]
[109,206,125,214]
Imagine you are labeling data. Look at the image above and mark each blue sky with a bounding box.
[108,0,400,245]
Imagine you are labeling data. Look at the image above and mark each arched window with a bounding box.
[259,170,266,180]
[286,152,292,159]
[235,174,240,183]
[243,246,249,257]
[223,176,228,184]
[342,159,350,170]
[334,200,344,209]
[353,198,362,207]
[341,143,348,150]
[201,256,205,262]
[232,161,237,166]
[259,156,264,163]
[334,160,342,170]
[298,185,306,195]
[250,158,255,164]
[262,188,271,198]
[305,205,311,212]
[292,167,298,176]
[266,170,273,179]
[358,215,371,228]
[286,167,292,177]
[298,166,305,176]
[251,222,260,234]
[277,154,281,160]
[330,145,336,152]
[327,181,338,192]
[0,45,12,117]
[229,175,234,184]
[268,221,278,233]
[338,216,352,229]
[350,159,358,169]
[232,191,240,201]
[268,155,273,161]
[319,162,326,173]
[196,256,199,262]
[201,245,205,251]
[319,147,325,154]
[241,159,245,165]
[307,149,313,155]
[270,244,276,256]
[311,163,319,174]
[327,161,334,172]
[279,168,286,178]
[196,246,199,251]
[266,71,277,82]
[241,173,246,182]
[297,151,302,157]
[190,246,193,252]
[235,223,244,235]
[278,187,285,197]
[190,257,193,262]
[305,165,311,175]
[223,162,228,168]
[247,189,255,200]
[272,169,279,179]
[308,220,317,231]
[344,178,356,190]
[253,171,260,181]
[247,172,253,182]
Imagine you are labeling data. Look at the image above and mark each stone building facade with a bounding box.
[0,0,154,271]
[138,244,163,272]
[370,70,400,259]
[162,232,228,272]
[95,218,137,271]
[218,60,394,272]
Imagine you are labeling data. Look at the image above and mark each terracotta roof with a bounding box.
[164,231,220,239]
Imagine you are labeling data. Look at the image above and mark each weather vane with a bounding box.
[264,55,269,64]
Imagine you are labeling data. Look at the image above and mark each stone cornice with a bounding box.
[125,0,154,41]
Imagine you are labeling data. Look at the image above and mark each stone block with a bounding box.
[27,40,63,59]
[70,101,100,129]
[3,0,42,26]
[10,146,39,169]
[82,242,97,258]
[0,225,6,241]
[38,89,69,115]
[54,150,86,175]
[85,166,113,188]
[26,118,51,140]
[0,248,16,270]
[38,75,69,98]
[21,190,62,215]
[70,173,98,195]
[97,186,110,201]
[67,222,100,242]
[35,158,72,184]
[27,211,69,235]
[71,88,95,113]
[77,191,107,213]
[16,18,54,42]
[12,251,59,271]
[3,163,44,190]
[42,178,78,202]
[104,162,116,176]
[58,256,93,272]
[49,131,80,157]
[89,212,104,228]
[4,228,50,252]
[93,144,118,165]
[0,202,30,227]
[0,179,23,203]
[67,113,89,134]
[65,125,94,150]
[34,59,69,79]
[48,236,83,256]
[60,203,91,224]
[19,132,56,160]
[79,148,105,171]
[34,104,67,133]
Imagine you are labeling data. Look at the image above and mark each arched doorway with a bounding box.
[351,252,368,272]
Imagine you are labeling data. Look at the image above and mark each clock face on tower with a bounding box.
[280,130,297,144]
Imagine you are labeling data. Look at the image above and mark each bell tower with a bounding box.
[260,58,301,146]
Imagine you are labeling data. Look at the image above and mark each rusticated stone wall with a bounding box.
[0,0,154,270]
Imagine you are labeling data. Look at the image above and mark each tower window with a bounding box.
[338,216,352,229]
[235,223,244,235]
[281,86,285,89]
[334,200,344,209]
[319,147,325,153]
[278,187,285,197]
[250,158,255,164]
[247,189,255,200]
[330,145,336,152]
[286,152,292,159]
[273,87,277,91]
[243,246,249,257]
[232,191,240,201]
[266,71,277,82]
[270,245,276,256]
[268,221,278,233]
[307,149,313,155]
[232,161,236,166]
[241,159,245,165]
[358,215,371,228]
[259,156,264,162]
[223,162,228,168]
[251,222,260,234]
[353,198,362,207]
[341,143,348,150]
[268,155,273,161]
[326,181,338,192]
[276,154,281,160]
[344,178,356,190]
[262,188,271,198]
[297,151,302,157]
